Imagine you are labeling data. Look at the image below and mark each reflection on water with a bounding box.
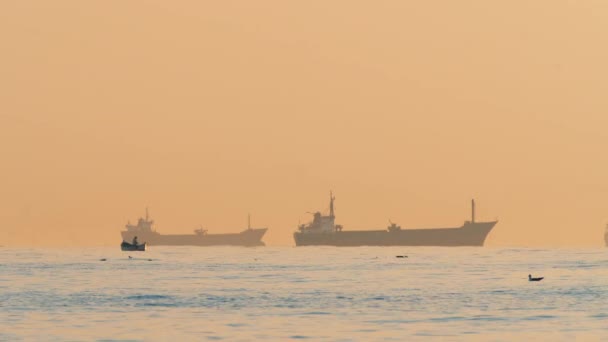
[1,247,607,340]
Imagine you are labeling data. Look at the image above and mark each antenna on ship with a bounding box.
[329,191,335,218]
[471,199,475,223]
[146,207,149,221]
[248,214,251,230]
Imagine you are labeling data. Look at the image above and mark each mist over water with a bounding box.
[2,247,607,340]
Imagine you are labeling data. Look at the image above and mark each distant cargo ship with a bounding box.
[121,209,267,247]
[294,193,497,247]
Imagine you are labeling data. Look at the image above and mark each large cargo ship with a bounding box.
[294,193,497,247]
[121,209,267,247]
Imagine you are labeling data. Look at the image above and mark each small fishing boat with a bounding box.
[121,241,146,251]
[528,274,544,282]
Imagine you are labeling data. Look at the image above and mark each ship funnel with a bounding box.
[471,199,475,223]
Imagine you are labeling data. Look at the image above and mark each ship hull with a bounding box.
[121,228,267,247]
[293,221,496,247]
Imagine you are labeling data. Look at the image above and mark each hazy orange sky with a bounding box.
[2,1,608,247]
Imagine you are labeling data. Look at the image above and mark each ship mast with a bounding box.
[329,191,335,218]
[471,199,475,223]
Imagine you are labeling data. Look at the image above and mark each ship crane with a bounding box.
[194,225,207,235]
[387,220,401,232]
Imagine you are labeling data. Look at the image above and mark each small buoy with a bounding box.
[100,258,107,261]
[128,256,133,259]
[147,259,152,261]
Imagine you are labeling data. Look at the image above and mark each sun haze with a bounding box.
[1,1,608,247]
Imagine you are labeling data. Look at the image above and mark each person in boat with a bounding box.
[132,236,138,246]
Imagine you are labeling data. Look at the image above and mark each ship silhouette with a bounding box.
[293,193,497,247]
[121,209,267,247]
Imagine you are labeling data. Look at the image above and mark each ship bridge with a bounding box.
[299,192,341,233]
[125,208,154,233]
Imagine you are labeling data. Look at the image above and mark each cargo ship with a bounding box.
[121,209,267,247]
[293,193,497,247]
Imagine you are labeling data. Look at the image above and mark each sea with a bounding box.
[1,246,607,341]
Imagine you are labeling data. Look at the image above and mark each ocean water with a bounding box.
[1,247,607,341]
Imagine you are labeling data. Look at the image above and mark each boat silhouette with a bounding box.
[294,193,497,247]
[121,209,267,247]
[121,241,146,251]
